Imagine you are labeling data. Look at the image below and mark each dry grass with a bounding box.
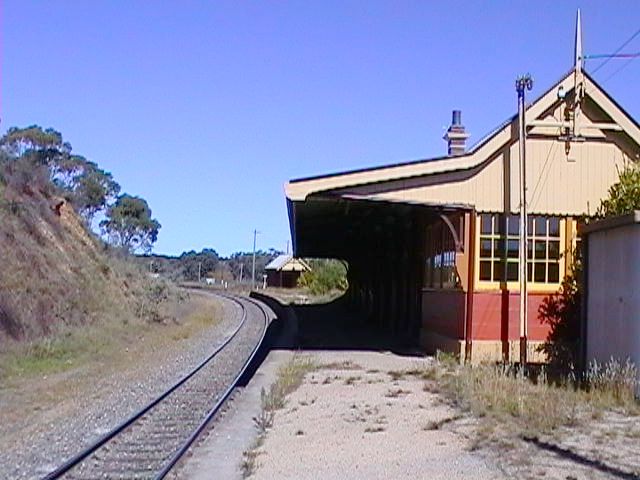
[243,355,316,477]
[439,358,639,440]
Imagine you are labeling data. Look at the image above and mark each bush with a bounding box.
[537,271,581,371]
[597,161,640,217]
[297,259,348,295]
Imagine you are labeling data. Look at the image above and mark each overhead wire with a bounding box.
[525,26,640,214]
[589,27,640,74]
[601,55,639,84]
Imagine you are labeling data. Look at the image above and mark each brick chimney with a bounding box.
[443,110,469,156]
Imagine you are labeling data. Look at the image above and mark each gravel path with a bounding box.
[471,410,640,479]
[248,350,505,480]
[0,291,260,479]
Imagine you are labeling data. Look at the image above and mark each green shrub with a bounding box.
[297,259,348,295]
[597,161,640,217]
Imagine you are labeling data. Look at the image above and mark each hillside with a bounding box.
[0,149,173,346]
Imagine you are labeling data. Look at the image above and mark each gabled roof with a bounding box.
[285,69,640,202]
[265,254,311,272]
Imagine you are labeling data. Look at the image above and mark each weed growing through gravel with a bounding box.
[423,414,463,431]
[364,426,385,433]
[385,387,411,398]
[344,375,361,385]
[388,365,439,382]
[242,355,316,478]
[320,360,361,370]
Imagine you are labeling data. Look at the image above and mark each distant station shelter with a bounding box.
[265,254,311,288]
[285,21,640,362]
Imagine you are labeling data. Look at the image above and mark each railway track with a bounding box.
[43,292,270,480]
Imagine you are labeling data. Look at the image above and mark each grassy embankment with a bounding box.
[0,289,221,383]
[0,167,220,383]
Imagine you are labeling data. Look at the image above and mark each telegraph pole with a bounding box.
[251,229,260,290]
[198,262,202,283]
[516,74,533,367]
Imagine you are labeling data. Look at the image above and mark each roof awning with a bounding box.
[288,194,472,259]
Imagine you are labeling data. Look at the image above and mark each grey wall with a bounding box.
[586,214,640,384]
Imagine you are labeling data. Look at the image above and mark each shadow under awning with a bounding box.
[287,193,472,259]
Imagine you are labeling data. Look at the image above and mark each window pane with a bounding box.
[527,262,533,282]
[535,241,546,259]
[494,239,505,258]
[479,261,492,280]
[534,263,546,282]
[548,240,560,260]
[527,216,534,235]
[548,263,560,283]
[480,239,492,258]
[493,261,504,281]
[508,215,520,236]
[549,217,560,237]
[481,214,492,234]
[535,216,547,236]
[506,261,519,281]
[495,215,506,235]
[527,239,533,259]
[507,239,519,258]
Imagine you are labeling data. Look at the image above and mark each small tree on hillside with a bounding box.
[100,194,161,253]
[0,125,71,166]
[72,164,121,223]
[0,126,121,223]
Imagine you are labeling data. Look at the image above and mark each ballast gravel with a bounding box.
[0,291,248,480]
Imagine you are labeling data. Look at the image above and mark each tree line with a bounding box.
[139,248,284,284]
[0,125,160,253]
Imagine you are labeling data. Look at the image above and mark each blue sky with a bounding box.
[3,1,639,256]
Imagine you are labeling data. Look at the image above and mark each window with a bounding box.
[478,213,562,285]
[424,220,459,289]
[527,216,561,283]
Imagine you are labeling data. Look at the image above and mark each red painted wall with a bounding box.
[421,289,466,339]
[471,291,551,341]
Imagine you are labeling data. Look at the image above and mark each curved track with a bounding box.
[43,292,270,480]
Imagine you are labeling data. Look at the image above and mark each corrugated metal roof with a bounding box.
[265,254,292,270]
[265,255,311,272]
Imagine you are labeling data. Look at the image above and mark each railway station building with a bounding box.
[285,49,640,362]
[265,254,311,288]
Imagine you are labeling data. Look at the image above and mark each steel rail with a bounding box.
[154,295,270,479]
[43,292,254,480]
